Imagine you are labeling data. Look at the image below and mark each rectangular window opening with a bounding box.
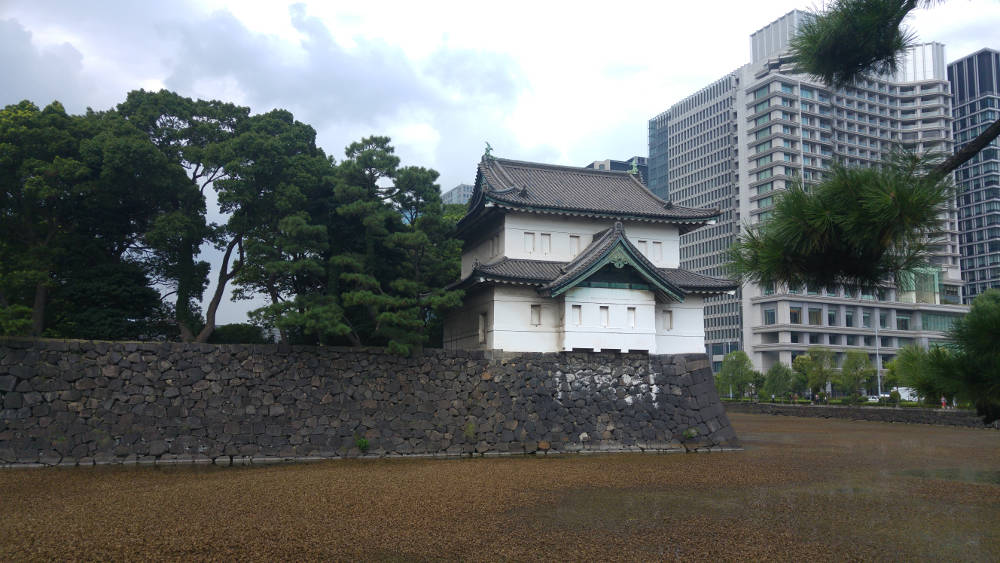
[477,312,487,344]
[530,304,541,326]
[569,235,581,257]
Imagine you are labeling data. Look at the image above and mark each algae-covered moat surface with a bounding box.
[2,413,998,561]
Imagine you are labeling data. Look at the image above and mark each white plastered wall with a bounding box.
[501,214,680,268]
[442,286,494,350]
[461,227,505,278]
[655,295,706,354]
[561,286,656,352]
[490,286,563,352]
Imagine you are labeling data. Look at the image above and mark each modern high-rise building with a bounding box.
[584,156,649,185]
[949,48,1000,303]
[442,183,475,205]
[649,10,968,375]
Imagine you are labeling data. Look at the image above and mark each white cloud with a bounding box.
[2,0,998,324]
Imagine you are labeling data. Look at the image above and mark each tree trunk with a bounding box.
[194,236,242,343]
[266,283,288,343]
[175,239,199,342]
[932,117,1000,179]
[31,283,47,337]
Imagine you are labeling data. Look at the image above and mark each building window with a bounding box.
[846,334,857,346]
[569,235,580,257]
[478,312,487,344]
[827,309,837,326]
[600,306,610,328]
[627,307,636,329]
[862,310,872,328]
[879,311,888,329]
[572,304,582,326]
[638,240,648,255]
[540,233,551,255]
[662,310,673,330]
[845,310,855,327]
[523,232,536,253]
[789,306,802,324]
[763,308,776,325]
[652,241,662,261]
[530,304,541,326]
[896,314,910,331]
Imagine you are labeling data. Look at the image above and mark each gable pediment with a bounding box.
[542,222,685,301]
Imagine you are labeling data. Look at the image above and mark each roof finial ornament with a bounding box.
[484,141,494,160]
[664,200,674,209]
[629,159,639,175]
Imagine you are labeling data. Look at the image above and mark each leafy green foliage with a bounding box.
[2,95,463,353]
[0,305,31,336]
[207,323,272,345]
[0,100,191,339]
[925,290,1000,423]
[728,152,952,292]
[789,0,920,88]
[894,344,956,404]
[792,347,836,395]
[762,362,794,400]
[838,350,876,399]
[118,89,247,341]
[715,351,759,398]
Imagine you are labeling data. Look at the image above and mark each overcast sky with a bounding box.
[3,0,998,323]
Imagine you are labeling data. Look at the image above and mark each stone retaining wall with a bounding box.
[0,338,739,466]
[725,401,996,429]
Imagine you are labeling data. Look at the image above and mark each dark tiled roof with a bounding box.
[449,223,736,297]
[658,268,739,293]
[476,157,720,223]
[476,258,564,283]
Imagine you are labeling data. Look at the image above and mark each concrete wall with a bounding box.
[0,339,740,466]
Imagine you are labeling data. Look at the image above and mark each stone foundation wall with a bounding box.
[725,401,996,429]
[0,338,739,466]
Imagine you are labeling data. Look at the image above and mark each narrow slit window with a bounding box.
[569,235,580,257]
[540,233,551,255]
[530,304,541,326]
[627,307,636,329]
[652,241,662,261]
[600,306,609,328]
[524,232,535,253]
[663,310,673,330]
[638,240,648,255]
[478,312,487,344]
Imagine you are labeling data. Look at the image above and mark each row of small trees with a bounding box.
[0,92,464,353]
[714,348,880,403]
[714,290,1000,422]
